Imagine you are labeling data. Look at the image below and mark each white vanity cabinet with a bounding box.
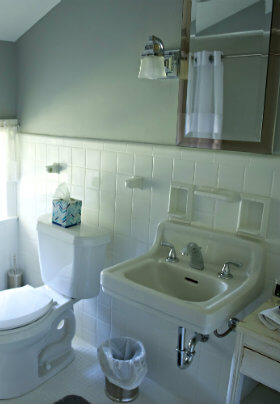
[227,300,280,404]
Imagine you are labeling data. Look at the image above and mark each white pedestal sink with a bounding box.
[101,221,264,334]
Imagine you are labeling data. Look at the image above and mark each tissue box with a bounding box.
[52,198,82,228]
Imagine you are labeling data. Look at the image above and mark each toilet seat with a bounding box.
[0,285,54,331]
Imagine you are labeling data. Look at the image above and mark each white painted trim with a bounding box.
[0,119,18,128]
[0,216,18,223]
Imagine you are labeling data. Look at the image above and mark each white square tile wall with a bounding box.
[18,134,280,404]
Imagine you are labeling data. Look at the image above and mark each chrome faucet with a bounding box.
[218,261,242,279]
[181,242,204,270]
[161,241,178,263]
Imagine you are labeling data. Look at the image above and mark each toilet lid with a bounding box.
[0,285,53,330]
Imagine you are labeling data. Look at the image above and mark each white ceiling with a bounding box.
[0,0,61,42]
[0,0,272,42]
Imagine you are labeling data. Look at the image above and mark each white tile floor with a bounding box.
[6,338,185,404]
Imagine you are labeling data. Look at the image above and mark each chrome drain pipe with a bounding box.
[177,327,209,369]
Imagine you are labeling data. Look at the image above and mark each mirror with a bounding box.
[177,0,280,153]
[15,0,183,145]
[274,91,280,153]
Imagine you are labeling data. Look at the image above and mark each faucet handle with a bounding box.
[181,246,188,256]
[218,261,242,279]
[161,241,178,263]
[161,241,174,249]
[224,261,242,268]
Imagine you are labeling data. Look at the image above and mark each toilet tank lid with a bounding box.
[37,214,111,246]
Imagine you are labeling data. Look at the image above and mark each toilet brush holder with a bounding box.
[7,269,23,289]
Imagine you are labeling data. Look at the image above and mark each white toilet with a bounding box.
[0,214,110,399]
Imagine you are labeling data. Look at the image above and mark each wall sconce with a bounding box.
[138,35,180,80]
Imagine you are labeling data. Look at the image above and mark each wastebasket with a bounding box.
[98,337,147,402]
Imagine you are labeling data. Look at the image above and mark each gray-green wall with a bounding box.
[0,41,16,119]
[17,0,182,145]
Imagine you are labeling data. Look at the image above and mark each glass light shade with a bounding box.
[138,56,166,79]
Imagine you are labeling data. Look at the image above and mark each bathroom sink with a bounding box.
[101,221,264,334]
[125,259,227,302]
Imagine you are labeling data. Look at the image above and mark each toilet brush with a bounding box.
[7,255,23,289]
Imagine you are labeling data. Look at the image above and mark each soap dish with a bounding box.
[168,182,193,222]
[237,194,270,238]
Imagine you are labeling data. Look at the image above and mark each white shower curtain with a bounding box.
[185,50,224,139]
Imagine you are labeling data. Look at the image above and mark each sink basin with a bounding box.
[101,221,264,334]
[125,259,227,302]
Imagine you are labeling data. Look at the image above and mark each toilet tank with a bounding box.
[37,214,110,299]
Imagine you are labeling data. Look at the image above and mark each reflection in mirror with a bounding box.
[274,88,280,153]
[190,0,272,142]
[177,0,279,153]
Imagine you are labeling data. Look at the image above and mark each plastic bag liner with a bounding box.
[97,337,147,390]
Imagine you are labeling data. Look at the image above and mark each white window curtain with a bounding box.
[185,50,224,140]
[0,120,19,218]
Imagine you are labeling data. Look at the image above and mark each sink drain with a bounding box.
[184,277,198,284]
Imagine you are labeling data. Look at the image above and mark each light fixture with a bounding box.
[138,35,180,80]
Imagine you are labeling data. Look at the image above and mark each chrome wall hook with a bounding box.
[46,163,66,174]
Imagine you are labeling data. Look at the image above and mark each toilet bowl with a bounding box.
[0,215,110,399]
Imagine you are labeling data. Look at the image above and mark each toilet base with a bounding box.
[0,306,76,399]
